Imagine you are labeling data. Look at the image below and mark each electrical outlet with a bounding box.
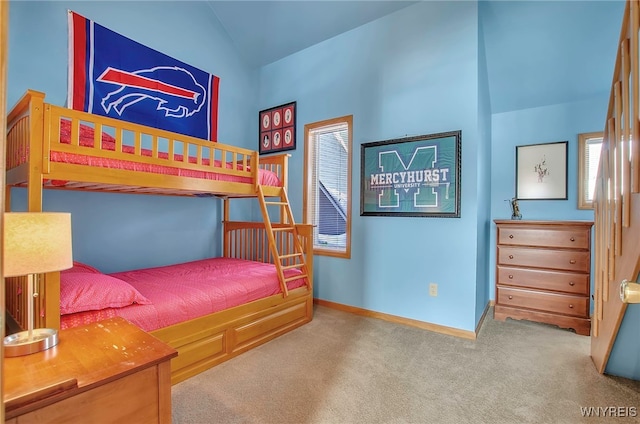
[429,283,438,297]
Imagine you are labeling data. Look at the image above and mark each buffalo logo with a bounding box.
[97,66,206,118]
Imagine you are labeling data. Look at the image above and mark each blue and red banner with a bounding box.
[68,11,220,141]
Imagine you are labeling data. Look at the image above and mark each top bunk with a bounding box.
[6,90,289,199]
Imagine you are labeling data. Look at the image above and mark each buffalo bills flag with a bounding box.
[68,10,220,141]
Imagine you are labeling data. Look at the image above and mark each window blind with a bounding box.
[585,137,603,202]
[308,123,349,251]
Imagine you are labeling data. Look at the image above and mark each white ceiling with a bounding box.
[206,0,626,113]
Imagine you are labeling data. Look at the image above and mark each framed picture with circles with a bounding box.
[259,101,296,155]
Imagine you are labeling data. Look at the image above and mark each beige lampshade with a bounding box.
[3,212,73,277]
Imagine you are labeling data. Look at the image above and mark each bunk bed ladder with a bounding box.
[257,185,310,297]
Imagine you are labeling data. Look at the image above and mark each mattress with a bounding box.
[61,257,306,332]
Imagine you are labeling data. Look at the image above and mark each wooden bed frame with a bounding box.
[4,90,314,384]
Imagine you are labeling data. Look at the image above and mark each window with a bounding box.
[578,132,603,209]
[303,116,352,258]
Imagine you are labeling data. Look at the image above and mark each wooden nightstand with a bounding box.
[4,317,178,423]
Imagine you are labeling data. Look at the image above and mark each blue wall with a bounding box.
[490,95,606,293]
[606,305,640,379]
[10,189,220,274]
[476,12,492,325]
[7,1,258,272]
[259,1,484,332]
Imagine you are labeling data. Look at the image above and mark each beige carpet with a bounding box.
[172,305,639,424]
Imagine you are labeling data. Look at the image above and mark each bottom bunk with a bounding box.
[4,221,314,385]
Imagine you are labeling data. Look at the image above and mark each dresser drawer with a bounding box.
[497,246,590,272]
[497,287,589,317]
[497,266,589,295]
[497,226,590,249]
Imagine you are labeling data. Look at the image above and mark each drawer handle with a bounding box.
[509,234,514,239]
[569,259,576,264]
[569,304,574,309]
[570,237,575,242]
[508,295,513,300]
[569,281,575,286]
[508,275,514,279]
[509,255,514,259]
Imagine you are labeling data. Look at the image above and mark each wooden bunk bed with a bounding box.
[4,89,314,384]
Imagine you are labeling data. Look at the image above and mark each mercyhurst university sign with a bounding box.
[360,131,461,218]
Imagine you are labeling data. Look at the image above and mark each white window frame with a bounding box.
[578,131,603,210]
[303,115,352,258]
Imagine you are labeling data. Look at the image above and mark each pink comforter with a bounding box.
[48,150,281,186]
[61,257,306,332]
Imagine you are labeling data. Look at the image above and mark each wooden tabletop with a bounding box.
[4,317,177,417]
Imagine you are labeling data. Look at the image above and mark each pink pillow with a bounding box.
[62,261,102,274]
[60,272,151,315]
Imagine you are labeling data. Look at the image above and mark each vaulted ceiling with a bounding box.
[479,0,624,113]
[207,1,418,67]
[206,0,625,114]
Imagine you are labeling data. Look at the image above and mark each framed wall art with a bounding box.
[515,141,568,200]
[259,102,296,155]
[360,130,461,218]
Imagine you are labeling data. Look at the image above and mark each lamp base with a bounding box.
[4,328,59,357]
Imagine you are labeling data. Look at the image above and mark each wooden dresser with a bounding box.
[494,220,593,336]
[4,317,178,423]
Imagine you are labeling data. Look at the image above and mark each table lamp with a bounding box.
[3,212,73,357]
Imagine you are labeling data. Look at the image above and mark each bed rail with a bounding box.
[44,103,257,178]
[5,90,289,198]
[223,220,313,276]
